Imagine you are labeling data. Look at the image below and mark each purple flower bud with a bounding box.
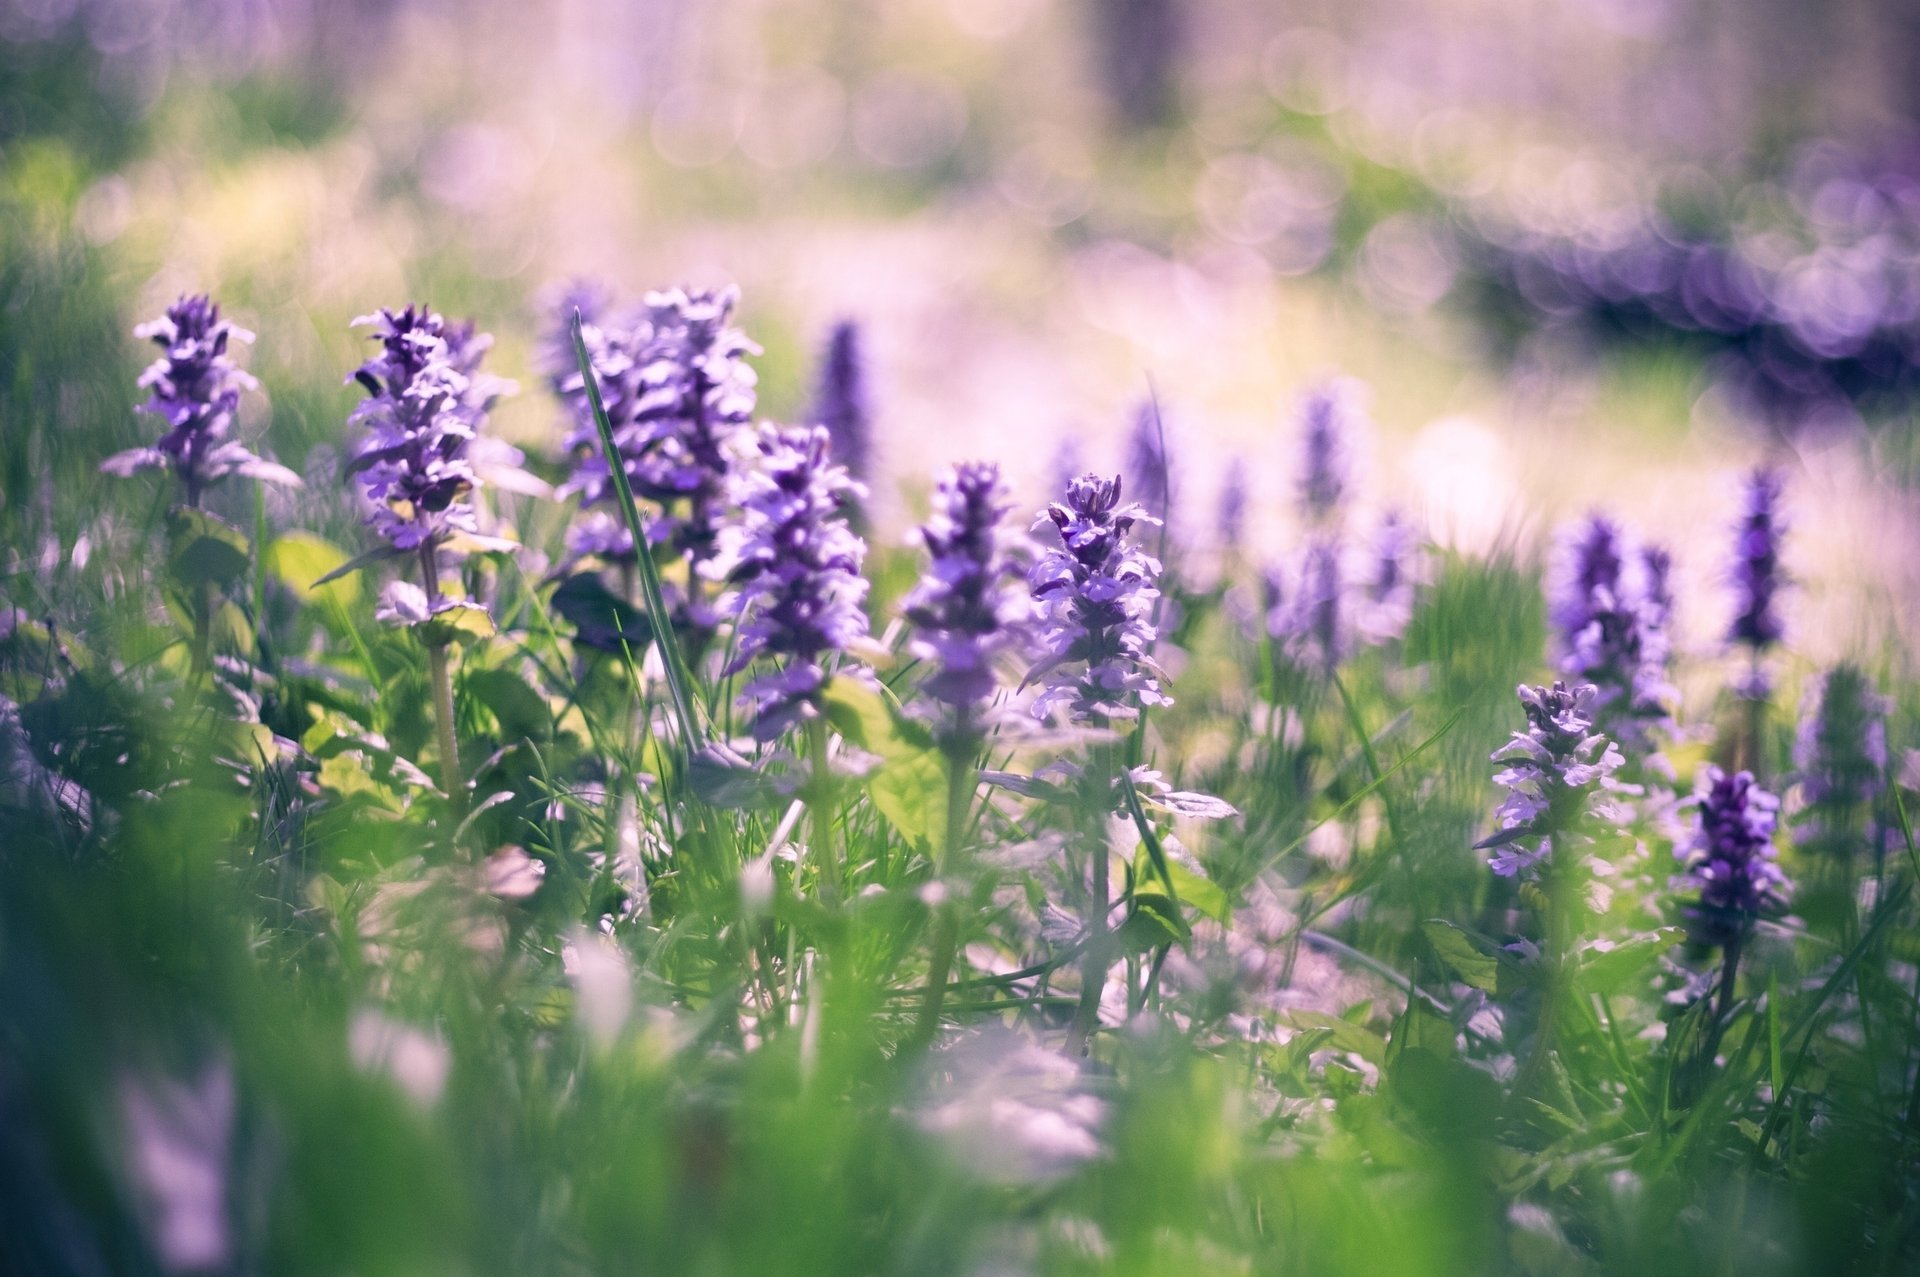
[1673,766,1789,946]
[720,424,871,740]
[102,294,298,503]
[903,461,1031,714]
[1793,663,1889,854]
[1026,473,1168,724]
[812,320,871,489]
[1728,466,1786,653]
[345,304,507,552]
[1480,681,1627,879]
[1283,537,1345,673]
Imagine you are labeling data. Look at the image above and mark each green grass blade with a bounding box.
[570,309,706,754]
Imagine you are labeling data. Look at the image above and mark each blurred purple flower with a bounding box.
[102,294,299,504]
[812,320,871,490]
[1553,518,1673,750]
[1793,663,1889,855]
[1673,766,1788,946]
[720,424,870,740]
[345,304,508,553]
[1295,378,1361,526]
[1728,466,1786,654]
[1026,473,1168,724]
[1479,681,1627,879]
[1551,514,1624,648]
[1216,463,1247,556]
[1123,399,1170,523]
[902,461,1031,717]
[1358,509,1419,643]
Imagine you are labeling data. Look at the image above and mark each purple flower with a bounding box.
[1283,537,1346,672]
[903,461,1031,716]
[1124,400,1170,523]
[1358,509,1419,643]
[720,424,871,740]
[1793,664,1888,855]
[1480,681,1627,879]
[1026,473,1168,724]
[1728,466,1786,653]
[812,320,871,489]
[345,305,507,552]
[554,308,656,563]
[1673,766,1789,946]
[1216,463,1247,555]
[102,294,298,504]
[1295,378,1361,526]
[1554,518,1673,751]
[1551,514,1625,648]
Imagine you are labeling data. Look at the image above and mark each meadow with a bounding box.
[4,3,1920,1274]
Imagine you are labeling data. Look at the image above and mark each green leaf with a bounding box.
[419,602,496,647]
[1278,1010,1387,1066]
[820,675,935,755]
[1117,885,1192,953]
[548,572,653,654]
[1131,848,1229,923]
[1421,919,1498,992]
[1574,928,1682,995]
[820,675,943,850]
[463,666,551,740]
[311,541,407,587]
[165,507,251,587]
[266,532,361,607]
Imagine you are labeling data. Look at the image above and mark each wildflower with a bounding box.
[1554,518,1673,751]
[902,461,1030,717]
[1123,399,1170,522]
[1284,537,1346,672]
[102,294,298,504]
[1793,663,1888,856]
[1728,466,1786,654]
[1358,509,1418,643]
[627,286,760,578]
[812,320,871,488]
[554,310,655,563]
[1026,473,1168,724]
[1480,681,1627,879]
[721,424,870,740]
[345,305,510,555]
[1216,463,1247,556]
[1295,378,1361,527]
[1550,514,1625,651]
[1673,766,1788,947]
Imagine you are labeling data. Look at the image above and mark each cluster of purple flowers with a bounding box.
[1480,681,1627,879]
[553,287,759,632]
[719,424,871,741]
[1673,766,1789,947]
[1295,379,1357,527]
[1551,514,1674,750]
[102,294,298,504]
[1026,474,1168,724]
[902,462,1030,722]
[345,305,508,555]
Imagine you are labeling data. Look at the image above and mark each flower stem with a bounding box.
[1066,737,1118,1056]
[914,737,975,1047]
[419,543,464,821]
[805,715,840,901]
